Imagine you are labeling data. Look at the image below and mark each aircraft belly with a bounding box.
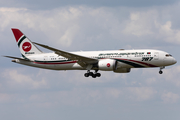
[53,63,83,70]
[15,60,84,70]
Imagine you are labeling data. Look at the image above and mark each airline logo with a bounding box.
[22,42,32,52]
[107,63,110,67]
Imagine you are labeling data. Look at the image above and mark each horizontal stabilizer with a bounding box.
[4,56,30,61]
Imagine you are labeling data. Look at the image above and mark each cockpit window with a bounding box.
[165,54,172,57]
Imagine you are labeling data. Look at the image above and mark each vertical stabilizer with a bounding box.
[11,28,42,57]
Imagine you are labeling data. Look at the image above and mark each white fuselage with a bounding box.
[13,49,176,71]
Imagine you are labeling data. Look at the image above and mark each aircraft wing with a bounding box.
[4,56,30,61]
[33,42,98,68]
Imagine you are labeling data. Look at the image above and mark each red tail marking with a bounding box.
[11,28,23,42]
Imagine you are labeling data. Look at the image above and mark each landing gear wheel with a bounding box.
[89,72,93,76]
[84,73,89,77]
[92,74,96,78]
[159,71,163,74]
[96,73,101,77]
[84,70,101,78]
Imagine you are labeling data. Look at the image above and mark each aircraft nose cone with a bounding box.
[172,58,177,64]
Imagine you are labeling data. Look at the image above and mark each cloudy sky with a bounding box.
[0,0,180,120]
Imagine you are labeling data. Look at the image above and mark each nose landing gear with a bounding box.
[159,66,165,74]
[84,70,101,78]
[159,70,163,74]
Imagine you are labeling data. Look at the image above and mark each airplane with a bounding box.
[4,28,177,78]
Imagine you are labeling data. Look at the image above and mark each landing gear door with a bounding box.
[154,52,159,60]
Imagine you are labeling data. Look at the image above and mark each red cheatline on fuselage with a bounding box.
[34,61,77,65]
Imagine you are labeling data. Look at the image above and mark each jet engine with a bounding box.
[98,59,131,73]
[98,59,117,71]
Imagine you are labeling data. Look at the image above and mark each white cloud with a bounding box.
[123,10,157,37]
[0,93,14,103]
[161,92,179,103]
[146,77,157,85]
[127,87,157,101]
[2,68,48,89]
[25,88,123,107]
[0,7,27,12]
[105,88,122,98]
[122,5,180,45]
[156,21,180,44]
[159,65,180,86]
[1,4,180,52]
[0,7,83,47]
[141,65,180,86]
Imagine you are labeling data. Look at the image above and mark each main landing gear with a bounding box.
[159,66,165,74]
[84,70,101,78]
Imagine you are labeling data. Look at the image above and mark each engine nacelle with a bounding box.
[98,59,131,73]
[98,59,117,71]
[113,68,131,73]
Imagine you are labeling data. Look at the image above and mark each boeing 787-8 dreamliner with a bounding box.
[5,28,177,78]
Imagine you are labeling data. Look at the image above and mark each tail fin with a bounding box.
[11,28,42,57]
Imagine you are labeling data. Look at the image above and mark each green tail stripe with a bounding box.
[21,54,29,60]
[18,36,26,47]
[115,59,145,68]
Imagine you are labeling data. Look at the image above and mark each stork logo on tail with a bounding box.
[22,42,32,52]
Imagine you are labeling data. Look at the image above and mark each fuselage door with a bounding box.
[44,56,48,61]
[154,52,159,60]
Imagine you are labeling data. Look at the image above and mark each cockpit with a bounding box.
[165,54,172,57]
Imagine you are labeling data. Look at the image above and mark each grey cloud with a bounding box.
[1,6,180,51]
[0,3,180,120]
[0,66,180,120]
[0,0,179,10]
